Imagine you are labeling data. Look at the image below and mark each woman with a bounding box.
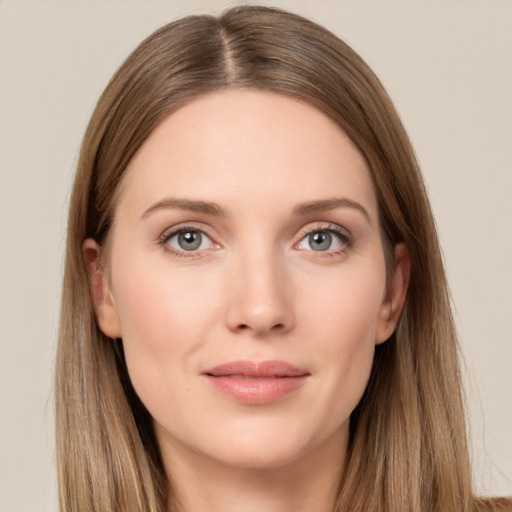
[55,5,511,512]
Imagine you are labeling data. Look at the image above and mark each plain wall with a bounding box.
[1,1,511,510]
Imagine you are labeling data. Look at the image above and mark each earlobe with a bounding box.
[376,243,410,344]
[82,238,122,339]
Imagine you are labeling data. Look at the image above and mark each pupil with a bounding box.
[310,231,331,251]
[178,230,202,251]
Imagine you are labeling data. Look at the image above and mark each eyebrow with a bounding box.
[141,198,224,219]
[293,197,372,224]
[140,196,371,223]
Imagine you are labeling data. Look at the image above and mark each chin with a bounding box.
[188,416,345,472]
[215,440,306,470]
[206,448,309,472]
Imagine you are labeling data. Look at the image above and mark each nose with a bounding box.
[225,248,294,336]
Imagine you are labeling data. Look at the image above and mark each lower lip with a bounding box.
[204,375,308,405]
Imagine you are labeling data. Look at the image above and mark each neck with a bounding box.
[162,430,348,512]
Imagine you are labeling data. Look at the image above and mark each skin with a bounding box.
[84,90,409,512]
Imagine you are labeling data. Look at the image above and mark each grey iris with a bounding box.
[178,231,202,251]
[309,231,332,251]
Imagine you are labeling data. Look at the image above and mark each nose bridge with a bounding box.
[225,238,293,335]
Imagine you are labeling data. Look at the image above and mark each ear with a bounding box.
[376,242,410,344]
[83,238,121,339]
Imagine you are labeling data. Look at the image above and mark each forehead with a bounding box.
[117,89,377,221]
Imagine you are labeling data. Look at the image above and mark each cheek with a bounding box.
[303,258,386,346]
[303,261,386,407]
[113,253,217,341]
[110,255,221,400]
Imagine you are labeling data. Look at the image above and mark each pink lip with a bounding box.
[202,360,310,405]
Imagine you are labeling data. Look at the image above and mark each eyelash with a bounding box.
[158,222,354,259]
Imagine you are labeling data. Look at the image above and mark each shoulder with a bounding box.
[475,497,512,511]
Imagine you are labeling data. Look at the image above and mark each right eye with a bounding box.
[162,228,216,254]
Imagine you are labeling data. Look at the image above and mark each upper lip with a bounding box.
[203,360,310,378]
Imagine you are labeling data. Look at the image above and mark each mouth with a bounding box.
[202,360,310,405]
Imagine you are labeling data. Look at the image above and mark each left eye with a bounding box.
[297,229,346,252]
[165,229,213,252]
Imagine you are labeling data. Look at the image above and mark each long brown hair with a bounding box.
[56,5,508,511]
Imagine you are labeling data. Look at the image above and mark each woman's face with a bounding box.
[87,90,407,472]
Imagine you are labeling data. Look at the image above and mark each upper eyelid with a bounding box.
[160,223,216,240]
[297,222,352,239]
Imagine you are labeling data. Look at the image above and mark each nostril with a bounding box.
[235,322,286,333]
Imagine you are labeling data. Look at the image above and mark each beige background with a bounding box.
[1,1,511,510]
